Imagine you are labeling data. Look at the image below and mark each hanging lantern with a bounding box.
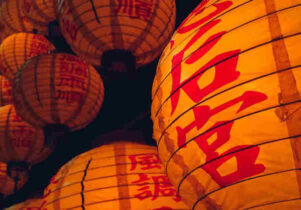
[0,76,13,106]
[151,0,301,209]
[12,53,104,133]
[57,0,176,72]
[22,0,57,29]
[42,141,189,209]
[5,198,42,210]
[0,105,52,184]
[0,0,48,38]
[0,33,55,81]
[0,162,27,196]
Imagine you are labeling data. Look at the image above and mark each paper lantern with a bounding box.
[5,198,42,210]
[22,0,57,28]
[0,33,55,81]
[42,141,189,209]
[151,0,301,209]
[0,0,48,38]
[13,53,104,132]
[0,76,13,106]
[0,162,27,196]
[57,0,176,70]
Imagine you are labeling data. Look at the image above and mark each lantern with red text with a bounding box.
[57,0,176,73]
[151,0,301,209]
[0,0,48,39]
[0,105,51,184]
[0,162,27,196]
[5,198,42,210]
[22,0,57,30]
[42,141,189,209]
[12,53,104,134]
[0,33,55,81]
[0,76,13,106]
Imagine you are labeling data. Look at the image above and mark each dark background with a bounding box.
[3,0,200,207]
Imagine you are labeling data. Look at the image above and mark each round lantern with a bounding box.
[0,162,27,196]
[5,198,42,209]
[0,76,13,106]
[12,53,104,132]
[151,0,301,209]
[42,141,189,209]
[0,105,52,181]
[22,0,57,29]
[0,0,48,38]
[0,33,55,81]
[57,0,176,72]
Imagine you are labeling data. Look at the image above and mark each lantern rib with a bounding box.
[191,168,301,209]
[156,64,301,147]
[152,1,300,100]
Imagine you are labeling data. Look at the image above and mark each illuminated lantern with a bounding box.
[5,198,42,209]
[0,0,48,38]
[0,105,52,184]
[0,76,13,106]
[0,162,27,196]
[0,33,55,81]
[12,53,104,132]
[22,0,57,29]
[57,0,176,72]
[42,141,189,209]
[151,0,301,209]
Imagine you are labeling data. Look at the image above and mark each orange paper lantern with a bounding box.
[57,0,176,68]
[42,141,189,209]
[152,0,301,209]
[0,76,13,106]
[0,162,27,196]
[0,33,55,81]
[22,0,57,28]
[13,53,104,131]
[0,0,48,38]
[5,198,42,210]
[0,105,51,165]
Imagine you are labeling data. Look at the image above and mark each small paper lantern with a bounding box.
[0,0,48,37]
[0,76,13,106]
[42,141,189,209]
[152,0,301,209]
[5,198,42,210]
[22,0,57,28]
[0,162,27,196]
[0,33,55,81]
[13,53,104,131]
[57,0,176,69]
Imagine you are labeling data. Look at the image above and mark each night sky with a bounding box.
[3,0,201,207]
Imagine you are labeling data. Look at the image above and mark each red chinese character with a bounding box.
[115,0,154,20]
[129,154,162,171]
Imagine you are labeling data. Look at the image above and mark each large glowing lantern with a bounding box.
[0,0,48,38]
[0,76,13,106]
[12,53,104,132]
[57,0,176,71]
[0,33,55,81]
[0,162,27,196]
[42,141,189,209]
[5,198,42,209]
[22,0,57,29]
[151,0,301,209]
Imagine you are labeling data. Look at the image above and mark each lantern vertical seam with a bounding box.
[16,0,26,31]
[50,54,61,124]
[34,55,43,106]
[110,0,124,49]
[89,0,100,23]
[80,158,92,210]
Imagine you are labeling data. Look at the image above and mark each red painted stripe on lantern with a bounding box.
[110,0,125,49]
[50,54,61,124]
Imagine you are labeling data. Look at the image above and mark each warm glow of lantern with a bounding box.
[0,105,51,165]
[57,0,176,67]
[0,76,13,106]
[42,141,189,209]
[0,0,48,38]
[0,162,27,196]
[0,33,55,81]
[12,53,104,131]
[22,0,57,28]
[152,0,301,209]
